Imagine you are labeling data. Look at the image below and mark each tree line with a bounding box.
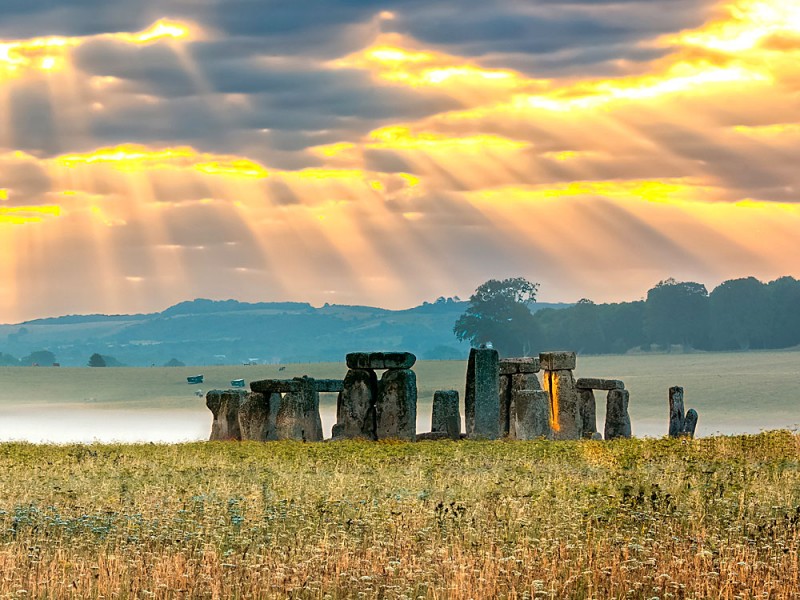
[455,276,800,357]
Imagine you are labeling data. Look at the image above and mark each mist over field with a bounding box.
[1,351,796,443]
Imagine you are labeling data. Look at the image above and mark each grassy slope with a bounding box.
[0,432,797,598]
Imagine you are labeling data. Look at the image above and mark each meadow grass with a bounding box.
[0,432,797,599]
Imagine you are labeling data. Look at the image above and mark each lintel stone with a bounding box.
[346,352,416,370]
[576,378,624,391]
[539,351,576,371]
[499,357,540,375]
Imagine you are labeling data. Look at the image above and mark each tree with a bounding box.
[20,350,57,366]
[766,276,800,348]
[709,277,769,350]
[644,279,709,349]
[88,353,107,367]
[454,277,539,356]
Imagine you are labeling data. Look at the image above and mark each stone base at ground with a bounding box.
[514,390,552,439]
[206,390,246,441]
[376,369,417,441]
[605,389,632,440]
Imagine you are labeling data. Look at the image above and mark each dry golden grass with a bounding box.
[0,432,797,599]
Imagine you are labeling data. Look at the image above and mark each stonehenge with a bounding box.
[540,351,581,440]
[204,349,645,444]
[333,352,417,441]
[668,386,699,438]
[465,346,500,439]
[431,390,461,440]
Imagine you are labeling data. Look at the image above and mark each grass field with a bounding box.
[0,432,797,598]
[1,350,798,442]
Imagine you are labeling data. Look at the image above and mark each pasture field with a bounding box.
[0,350,798,442]
[0,432,797,599]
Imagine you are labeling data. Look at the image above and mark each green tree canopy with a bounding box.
[88,353,107,367]
[644,278,709,349]
[454,277,539,357]
[709,277,769,350]
[21,350,57,366]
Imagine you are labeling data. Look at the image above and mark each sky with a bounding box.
[1,0,799,322]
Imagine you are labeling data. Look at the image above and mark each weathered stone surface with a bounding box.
[668,386,685,438]
[251,378,343,394]
[576,378,625,391]
[431,390,460,434]
[591,432,603,441]
[251,379,298,394]
[465,347,500,440]
[578,388,598,439]
[507,373,542,439]
[499,375,512,438]
[336,369,377,440]
[604,389,632,440]
[238,392,281,441]
[314,379,345,393]
[539,351,577,371]
[206,390,244,441]
[542,369,580,440]
[514,390,552,440]
[682,408,698,438]
[274,377,323,442]
[376,369,417,441]
[499,357,540,375]
[346,352,416,370]
[445,414,461,441]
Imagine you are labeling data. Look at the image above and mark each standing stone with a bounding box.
[206,390,244,441]
[465,347,500,440]
[376,369,417,441]
[668,386,685,438]
[605,389,632,440]
[541,367,580,440]
[514,390,552,440]
[238,392,282,441]
[335,369,378,440]
[432,390,460,434]
[499,375,512,438]
[274,377,323,442]
[681,408,698,438]
[445,414,461,440]
[578,388,598,439]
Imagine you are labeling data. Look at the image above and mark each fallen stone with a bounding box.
[514,390,552,440]
[376,369,417,441]
[604,389,632,440]
[335,369,377,440]
[576,378,625,391]
[591,432,603,441]
[681,408,698,438]
[668,386,685,438]
[431,390,460,434]
[542,369,580,440]
[499,357,540,375]
[206,390,245,441]
[346,352,416,370]
[238,392,281,441]
[465,347,500,440]
[578,388,598,439]
[539,351,577,371]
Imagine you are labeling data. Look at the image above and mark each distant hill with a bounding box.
[0,298,570,367]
